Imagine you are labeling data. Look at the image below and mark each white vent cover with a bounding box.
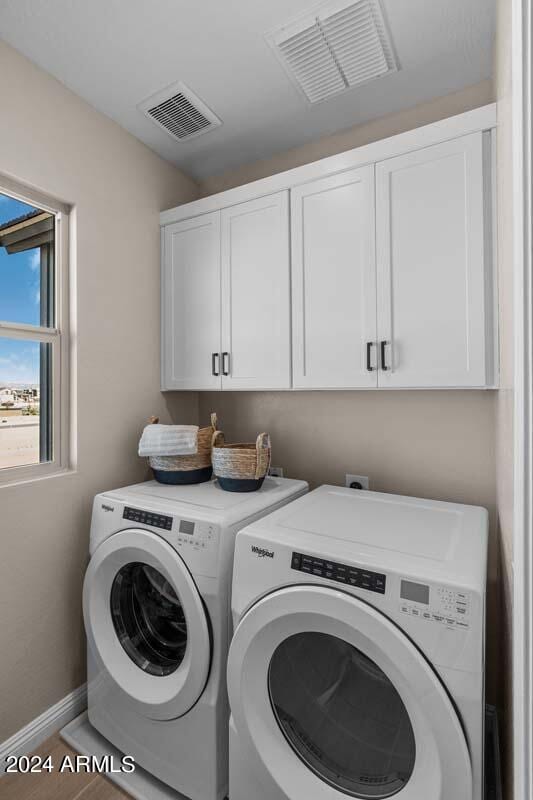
[267,0,398,104]
[138,82,222,141]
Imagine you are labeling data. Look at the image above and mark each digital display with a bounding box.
[401,580,430,605]
[179,519,195,535]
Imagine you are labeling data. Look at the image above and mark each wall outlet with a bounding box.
[345,474,369,490]
[269,466,284,478]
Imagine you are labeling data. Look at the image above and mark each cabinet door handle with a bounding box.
[222,352,230,376]
[380,340,390,371]
[366,342,376,372]
[211,353,220,377]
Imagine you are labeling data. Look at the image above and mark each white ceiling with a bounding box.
[0,0,495,181]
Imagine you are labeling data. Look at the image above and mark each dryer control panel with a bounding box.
[123,506,172,530]
[399,579,471,629]
[291,551,386,594]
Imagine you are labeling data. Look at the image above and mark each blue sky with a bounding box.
[0,340,40,387]
[0,193,42,385]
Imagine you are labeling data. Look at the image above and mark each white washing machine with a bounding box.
[83,476,307,800]
[227,485,488,800]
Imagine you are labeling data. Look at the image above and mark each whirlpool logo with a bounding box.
[101,504,115,513]
[251,545,275,559]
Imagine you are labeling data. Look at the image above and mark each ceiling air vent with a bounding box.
[138,82,222,141]
[267,0,398,104]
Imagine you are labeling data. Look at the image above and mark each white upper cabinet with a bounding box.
[375,132,494,388]
[161,212,221,390]
[291,167,377,389]
[161,107,497,392]
[161,195,291,391]
[221,192,291,390]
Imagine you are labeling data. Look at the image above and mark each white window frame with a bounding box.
[0,174,71,486]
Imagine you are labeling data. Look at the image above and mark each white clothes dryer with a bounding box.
[83,477,307,800]
[227,485,488,800]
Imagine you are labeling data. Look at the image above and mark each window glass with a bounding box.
[0,247,41,326]
[268,632,416,798]
[0,339,51,468]
[0,192,55,327]
[0,196,35,226]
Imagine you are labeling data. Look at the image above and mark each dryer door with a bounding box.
[84,529,210,720]
[228,585,472,800]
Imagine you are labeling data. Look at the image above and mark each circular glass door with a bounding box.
[268,632,416,798]
[110,562,188,677]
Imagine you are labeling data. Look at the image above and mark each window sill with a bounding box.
[0,464,76,489]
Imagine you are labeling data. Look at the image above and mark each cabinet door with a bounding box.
[291,167,377,389]
[376,133,490,388]
[220,192,291,390]
[162,212,221,390]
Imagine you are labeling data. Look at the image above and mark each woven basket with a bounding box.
[211,431,271,492]
[149,413,218,485]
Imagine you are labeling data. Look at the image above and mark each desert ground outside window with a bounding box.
[0,178,70,485]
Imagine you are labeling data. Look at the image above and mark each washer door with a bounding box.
[84,529,210,720]
[227,585,472,800]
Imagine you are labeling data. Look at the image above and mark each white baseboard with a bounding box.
[0,683,87,775]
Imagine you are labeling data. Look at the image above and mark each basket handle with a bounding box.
[255,433,271,479]
[212,430,225,448]
[148,416,159,424]
[210,412,218,431]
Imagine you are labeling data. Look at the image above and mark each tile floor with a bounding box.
[0,734,131,799]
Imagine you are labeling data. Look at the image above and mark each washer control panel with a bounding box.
[291,551,386,594]
[123,506,172,531]
[399,578,471,629]
[175,519,217,552]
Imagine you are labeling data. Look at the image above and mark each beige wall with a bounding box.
[198,80,502,703]
[199,390,499,700]
[495,0,515,795]
[0,41,200,742]
[201,80,494,195]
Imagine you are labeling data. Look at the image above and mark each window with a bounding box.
[0,179,69,483]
